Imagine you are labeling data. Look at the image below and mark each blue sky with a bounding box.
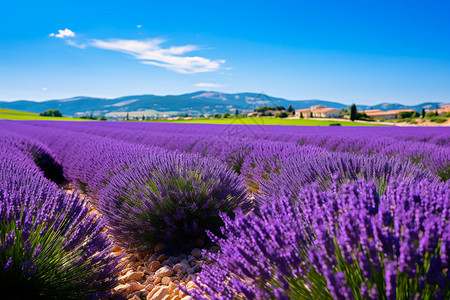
[1,0,449,105]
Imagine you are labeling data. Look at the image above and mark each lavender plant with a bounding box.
[258,152,436,205]
[190,179,449,299]
[98,152,250,251]
[0,132,65,183]
[0,152,120,299]
[241,142,324,192]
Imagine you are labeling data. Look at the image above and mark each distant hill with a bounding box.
[0,91,446,118]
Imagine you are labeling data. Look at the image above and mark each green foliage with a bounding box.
[261,111,273,117]
[275,111,289,118]
[223,113,231,118]
[350,104,357,121]
[97,116,107,121]
[0,108,89,121]
[213,113,222,118]
[429,116,447,123]
[161,117,384,126]
[287,105,295,113]
[398,111,413,119]
[80,115,97,120]
[358,115,375,121]
[39,109,62,117]
[254,106,286,113]
[1,218,105,298]
[354,112,374,121]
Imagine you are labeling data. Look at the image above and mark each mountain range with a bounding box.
[0,91,446,118]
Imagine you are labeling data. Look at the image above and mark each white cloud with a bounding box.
[42,87,47,91]
[194,83,228,88]
[137,25,142,28]
[89,38,225,74]
[50,28,75,38]
[65,39,87,49]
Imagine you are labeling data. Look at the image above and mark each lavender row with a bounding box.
[191,178,450,299]
[15,121,449,180]
[0,122,253,252]
[0,131,120,298]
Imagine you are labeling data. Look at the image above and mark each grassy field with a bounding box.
[0,108,89,121]
[150,117,388,126]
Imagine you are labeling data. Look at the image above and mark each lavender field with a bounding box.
[1,120,449,299]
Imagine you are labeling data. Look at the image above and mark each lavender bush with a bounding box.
[241,142,324,192]
[0,148,120,298]
[190,179,449,299]
[99,152,251,251]
[0,132,65,183]
[258,151,436,205]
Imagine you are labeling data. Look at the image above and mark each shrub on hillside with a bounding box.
[189,179,450,299]
[398,111,413,119]
[429,116,447,123]
[39,109,62,117]
[98,152,250,251]
[275,111,289,118]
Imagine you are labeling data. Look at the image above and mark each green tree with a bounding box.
[223,112,231,118]
[40,109,62,117]
[398,111,413,119]
[350,104,357,121]
[235,109,239,117]
[275,111,289,118]
[287,105,294,113]
[421,108,426,118]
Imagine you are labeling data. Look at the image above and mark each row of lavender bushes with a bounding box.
[191,178,449,299]
[0,131,121,298]
[0,122,252,253]
[20,121,450,181]
[1,120,449,299]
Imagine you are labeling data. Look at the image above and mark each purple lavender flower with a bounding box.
[0,134,120,298]
[99,151,250,250]
[4,257,13,272]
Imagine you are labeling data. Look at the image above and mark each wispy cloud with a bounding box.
[89,38,225,74]
[195,83,228,88]
[51,28,227,74]
[65,39,87,49]
[49,28,75,38]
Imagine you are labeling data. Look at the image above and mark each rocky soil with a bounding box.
[110,243,213,300]
[65,188,206,300]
